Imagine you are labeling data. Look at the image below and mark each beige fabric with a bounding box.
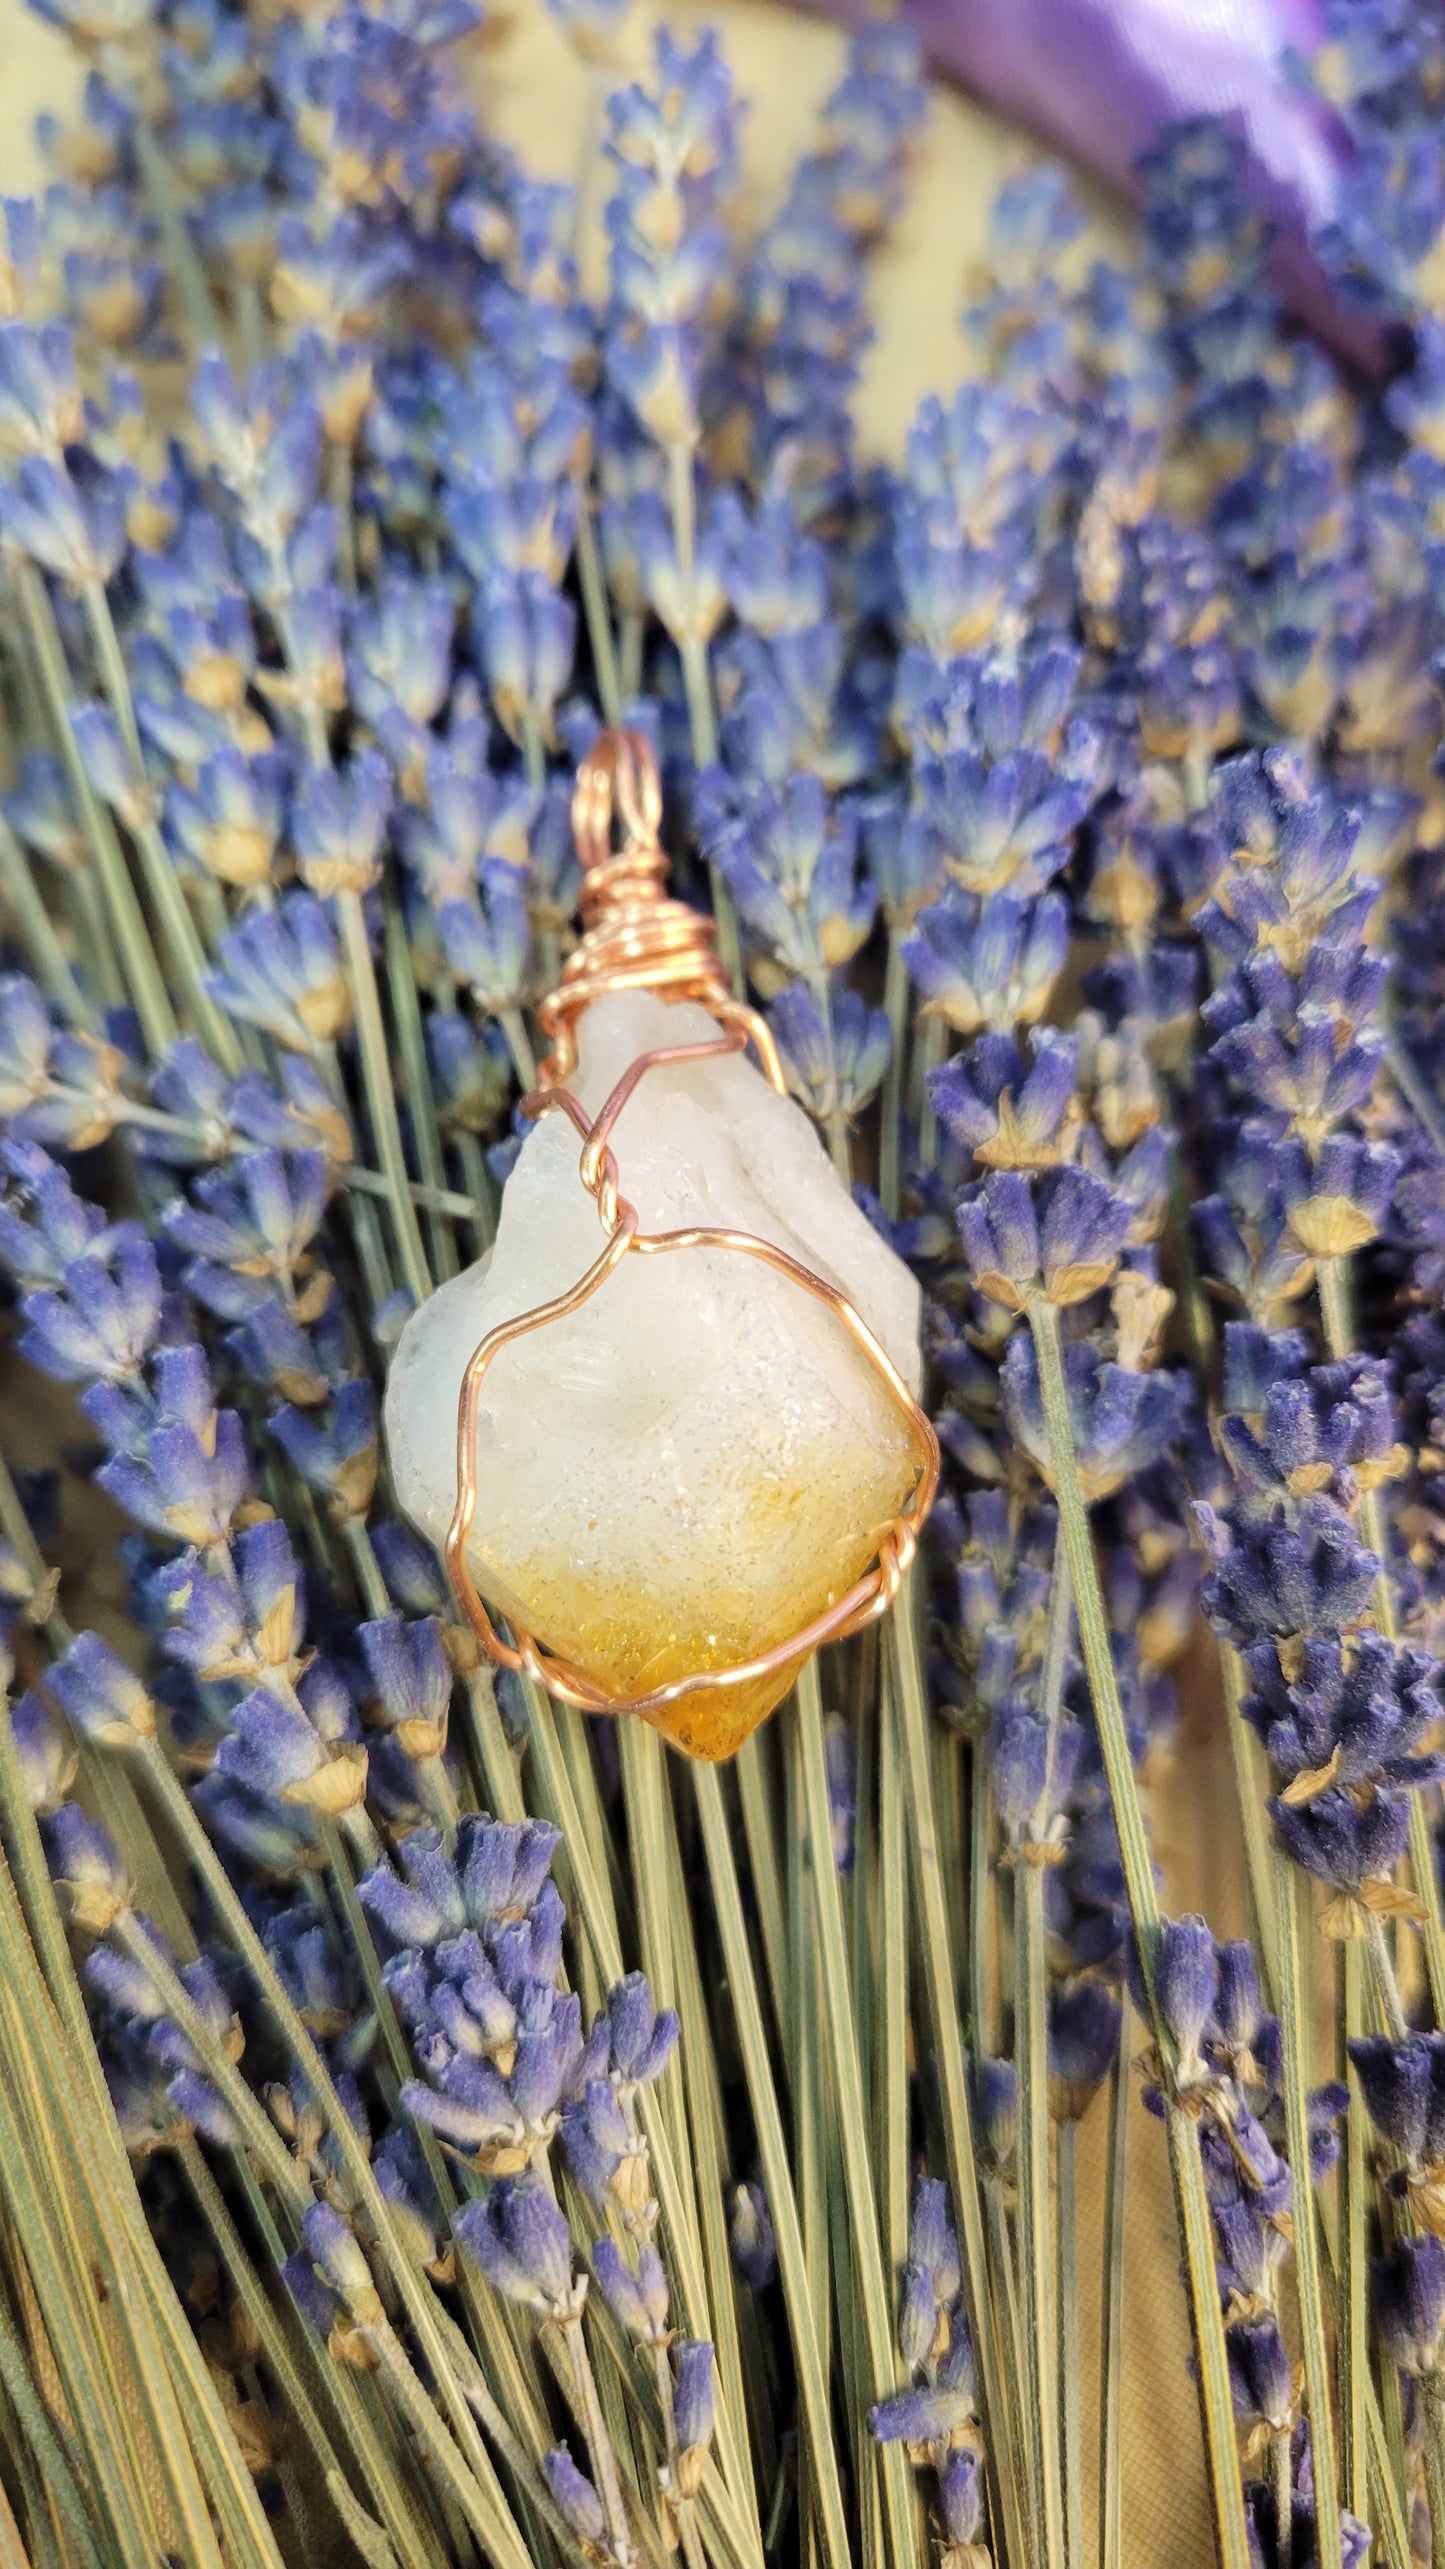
[0,8,1238,2560]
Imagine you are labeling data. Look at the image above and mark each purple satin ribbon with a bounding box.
[840,0,1385,367]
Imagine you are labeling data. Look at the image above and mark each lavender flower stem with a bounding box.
[734,1736,791,2043]
[336,888,433,1307]
[1275,1853,1344,2569]
[369,2326,533,2569]
[342,1517,392,1621]
[1025,1295,1251,2569]
[382,894,459,1281]
[890,1569,1029,2569]
[1220,1647,1279,2006]
[1316,1252,1445,2022]
[237,283,267,380]
[1272,2429,1293,2569]
[1339,1942,1370,2525]
[561,2314,634,2563]
[175,2141,346,2487]
[1058,2115,1083,2569]
[574,484,620,725]
[0,2291,106,2569]
[0,1862,182,2568]
[130,119,224,349]
[662,441,742,999]
[1019,1550,1070,2562]
[0,811,96,1030]
[0,1689,98,2083]
[692,1761,852,2569]
[328,445,358,600]
[1367,2388,1412,2569]
[969,1735,992,2053]
[650,2346,709,2569]
[877,1672,910,2281]
[620,614,643,703]
[523,1689,735,2472]
[794,1656,921,2568]
[1100,2008,1128,2569]
[14,559,176,1056]
[499,1006,537,1094]
[80,577,242,1074]
[1425,2389,1445,2569]
[879,928,909,1219]
[132,1740,534,2566]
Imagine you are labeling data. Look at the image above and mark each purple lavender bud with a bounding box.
[208,895,350,1053]
[870,2381,975,2445]
[823,1711,856,1876]
[475,571,575,749]
[1373,2235,1445,2377]
[592,2236,670,2340]
[559,2073,643,2211]
[46,1629,158,1750]
[938,2447,983,2548]
[270,1377,377,1524]
[728,2181,776,2292]
[292,750,391,900]
[1349,2034,1445,2169]
[1199,1496,1379,1651]
[968,2058,1018,2171]
[1211,1941,1268,2059]
[1156,1915,1218,2066]
[1272,1782,1411,1898]
[359,1826,468,1949]
[71,705,145,830]
[357,1615,452,1751]
[214,1684,366,1820]
[301,2203,382,2323]
[540,2449,605,2549]
[20,1228,162,1387]
[369,1522,450,1616]
[459,1812,561,1932]
[1285,1133,1401,1264]
[1227,2315,1294,2431]
[930,1027,1080,1171]
[672,2338,715,2460]
[8,1689,76,1812]
[1003,1335,1186,1501]
[955,1169,1039,1308]
[906,2175,960,2300]
[454,2173,575,2313]
[904,888,1068,1036]
[281,2247,344,2342]
[606,1973,679,2086]
[1048,1978,1122,2119]
[45,1801,130,1934]
[771,982,892,1124]
[0,455,125,583]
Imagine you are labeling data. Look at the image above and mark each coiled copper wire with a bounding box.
[444,727,938,1748]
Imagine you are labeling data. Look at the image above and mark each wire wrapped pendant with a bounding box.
[385,729,937,1760]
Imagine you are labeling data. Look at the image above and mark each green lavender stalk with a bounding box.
[1025,1297,1251,2569]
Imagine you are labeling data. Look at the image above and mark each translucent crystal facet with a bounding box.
[385,992,924,1759]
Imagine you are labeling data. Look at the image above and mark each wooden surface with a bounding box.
[0,4,1227,2559]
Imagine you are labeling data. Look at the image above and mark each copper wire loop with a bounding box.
[443,726,940,1733]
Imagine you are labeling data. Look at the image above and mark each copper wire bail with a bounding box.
[535,723,780,1090]
[443,725,940,1747]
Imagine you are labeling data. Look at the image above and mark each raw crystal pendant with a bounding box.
[384,731,936,1761]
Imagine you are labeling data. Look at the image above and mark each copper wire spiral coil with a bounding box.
[443,726,939,1737]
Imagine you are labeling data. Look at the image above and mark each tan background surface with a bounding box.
[0,4,1242,2559]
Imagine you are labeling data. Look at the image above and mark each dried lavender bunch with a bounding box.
[9,2,1445,2567]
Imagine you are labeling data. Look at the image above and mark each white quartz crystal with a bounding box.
[385,991,923,1759]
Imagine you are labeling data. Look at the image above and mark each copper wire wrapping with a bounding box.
[443,725,939,1742]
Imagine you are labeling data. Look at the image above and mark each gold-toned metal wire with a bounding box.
[443,726,939,1732]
